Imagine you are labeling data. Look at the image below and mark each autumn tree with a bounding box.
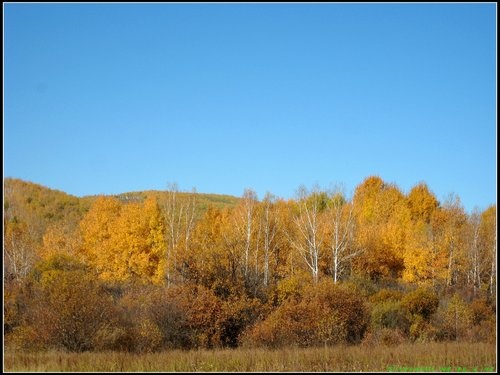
[351,176,407,281]
[431,194,468,287]
[436,293,472,341]
[161,183,197,286]
[4,219,38,283]
[37,223,81,260]
[401,287,439,342]
[324,189,360,283]
[187,206,244,298]
[165,283,225,348]
[407,182,439,223]
[403,183,440,284]
[466,209,483,293]
[288,186,329,284]
[259,193,280,288]
[79,195,166,284]
[111,196,166,284]
[478,205,496,297]
[232,188,258,289]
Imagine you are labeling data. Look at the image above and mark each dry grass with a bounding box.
[3,342,496,372]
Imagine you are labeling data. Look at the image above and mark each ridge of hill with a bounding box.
[3,177,240,243]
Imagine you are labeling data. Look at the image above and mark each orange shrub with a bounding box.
[241,279,368,348]
[13,254,116,352]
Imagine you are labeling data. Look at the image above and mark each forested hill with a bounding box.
[4,175,497,352]
[3,177,240,244]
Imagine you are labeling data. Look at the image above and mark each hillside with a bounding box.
[4,178,91,243]
[3,177,240,243]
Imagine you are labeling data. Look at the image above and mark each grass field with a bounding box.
[3,342,496,372]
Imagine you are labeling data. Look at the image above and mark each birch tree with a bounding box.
[260,193,280,287]
[289,186,327,284]
[163,183,197,286]
[478,205,496,297]
[234,188,258,284]
[4,219,37,283]
[326,190,359,283]
[467,209,482,293]
[429,194,468,287]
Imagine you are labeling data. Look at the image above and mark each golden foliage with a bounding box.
[79,196,166,284]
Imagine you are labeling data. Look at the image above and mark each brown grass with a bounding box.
[3,342,496,372]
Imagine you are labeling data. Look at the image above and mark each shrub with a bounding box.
[465,319,496,343]
[371,300,410,333]
[115,284,189,352]
[14,254,116,352]
[401,287,439,321]
[241,279,368,348]
[221,295,263,348]
[274,271,309,305]
[362,328,408,346]
[164,283,226,349]
[369,288,404,304]
[469,298,493,326]
[409,314,438,342]
[434,293,472,341]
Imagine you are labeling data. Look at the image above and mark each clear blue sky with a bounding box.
[4,3,497,213]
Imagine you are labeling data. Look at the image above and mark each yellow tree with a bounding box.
[233,188,258,287]
[378,185,410,279]
[112,196,166,284]
[79,196,121,275]
[478,205,496,297]
[431,194,468,287]
[79,196,166,284]
[403,219,434,284]
[4,219,37,283]
[38,223,81,260]
[188,206,243,297]
[403,183,440,284]
[351,176,407,280]
[161,184,197,287]
[407,183,439,223]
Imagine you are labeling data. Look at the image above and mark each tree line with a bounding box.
[4,176,496,351]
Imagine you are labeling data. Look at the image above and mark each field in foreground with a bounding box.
[3,342,496,372]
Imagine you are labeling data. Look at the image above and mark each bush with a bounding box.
[465,319,496,343]
[369,288,404,304]
[371,300,410,333]
[164,283,226,349]
[4,280,21,335]
[469,298,494,326]
[115,284,189,352]
[409,314,438,342]
[362,328,408,346]
[220,295,263,348]
[274,271,310,305]
[13,255,116,352]
[434,293,472,341]
[241,279,368,348]
[401,287,439,321]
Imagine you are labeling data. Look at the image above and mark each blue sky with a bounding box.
[4,3,497,213]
